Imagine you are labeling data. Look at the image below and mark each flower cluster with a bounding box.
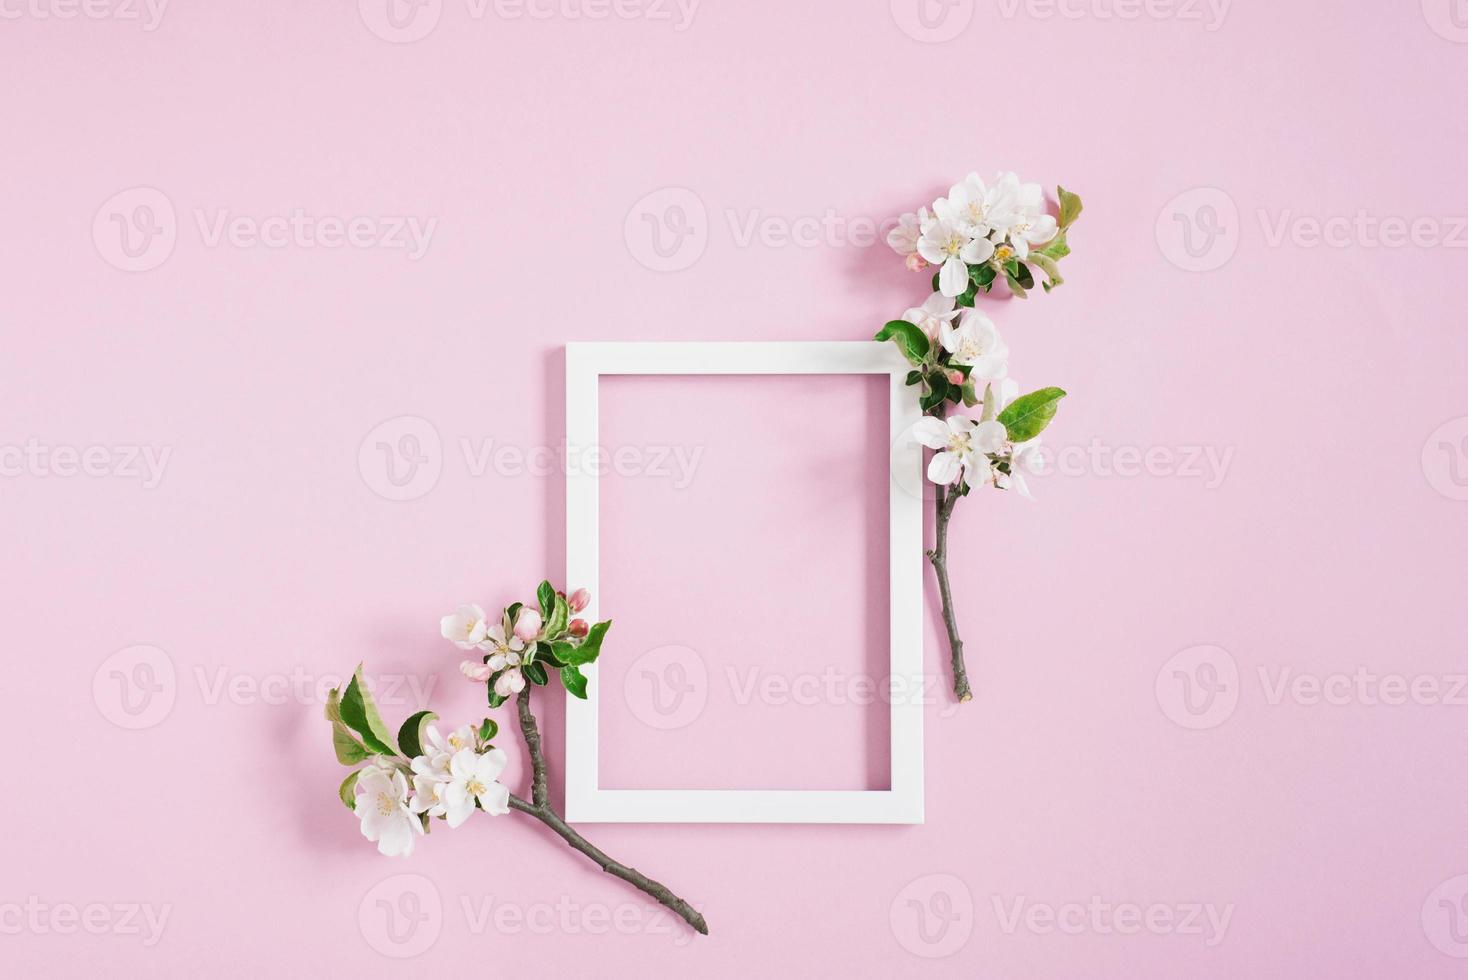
[876,173,1081,499]
[912,381,1047,499]
[351,719,509,857]
[886,172,1077,300]
[327,581,611,857]
[441,584,603,705]
[876,172,1083,701]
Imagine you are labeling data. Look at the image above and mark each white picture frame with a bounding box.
[564,341,924,824]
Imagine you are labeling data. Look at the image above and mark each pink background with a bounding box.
[3,1,1468,976]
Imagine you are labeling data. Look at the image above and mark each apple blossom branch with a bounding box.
[926,481,970,702]
[508,687,708,934]
[326,582,708,936]
[878,174,1083,700]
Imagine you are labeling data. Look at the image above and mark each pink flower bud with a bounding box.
[947,369,964,385]
[905,254,929,272]
[568,618,589,637]
[513,608,542,642]
[460,660,493,683]
[494,667,526,698]
[568,588,591,613]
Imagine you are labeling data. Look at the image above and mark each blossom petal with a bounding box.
[938,257,967,297]
[479,782,511,816]
[938,321,959,354]
[443,792,475,829]
[923,292,956,316]
[449,747,477,780]
[1027,214,1058,243]
[912,417,949,450]
[476,747,509,782]
[960,237,995,264]
[916,238,946,266]
[927,451,963,485]
[973,420,1008,454]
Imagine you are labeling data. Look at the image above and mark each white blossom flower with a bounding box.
[913,415,1006,486]
[440,604,490,651]
[935,173,1022,240]
[443,747,511,827]
[355,762,424,857]
[994,174,1058,259]
[999,438,1047,499]
[409,758,449,819]
[1007,211,1058,260]
[482,622,525,669]
[917,219,994,297]
[902,292,960,339]
[424,723,476,764]
[939,311,1009,381]
[886,207,932,257]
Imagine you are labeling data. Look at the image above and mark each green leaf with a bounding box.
[560,665,588,700]
[524,662,549,686]
[997,387,1067,442]
[1029,252,1063,292]
[874,320,930,365]
[1005,273,1029,299]
[339,666,399,756]
[536,640,564,668]
[339,770,361,810]
[905,370,921,386]
[1014,263,1034,290]
[554,620,611,666]
[971,263,998,288]
[931,270,941,292]
[325,688,370,765]
[955,282,977,308]
[919,378,949,412]
[981,383,997,422]
[536,581,554,620]
[396,710,438,759]
[1057,186,1083,229]
[1034,230,1070,261]
[545,594,569,639]
[478,718,498,743]
[961,380,979,408]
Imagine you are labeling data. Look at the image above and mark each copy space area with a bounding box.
[597,374,891,791]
